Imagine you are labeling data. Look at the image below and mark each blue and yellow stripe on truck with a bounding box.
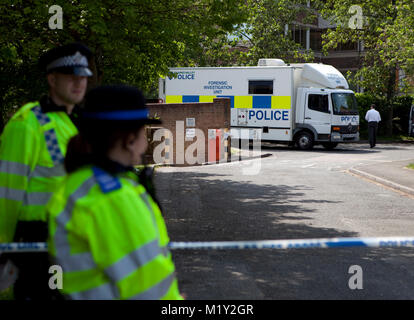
[165,95,291,109]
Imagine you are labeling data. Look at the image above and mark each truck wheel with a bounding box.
[322,142,338,150]
[296,132,314,150]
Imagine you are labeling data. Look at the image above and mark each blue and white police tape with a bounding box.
[2,237,414,253]
[169,237,414,250]
[0,242,47,253]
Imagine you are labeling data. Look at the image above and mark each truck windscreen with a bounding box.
[331,93,359,115]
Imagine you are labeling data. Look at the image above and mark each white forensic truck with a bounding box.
[159,59,359,150]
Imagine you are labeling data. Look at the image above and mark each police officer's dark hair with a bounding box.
[65,85,154,173]
[65,124,145,173]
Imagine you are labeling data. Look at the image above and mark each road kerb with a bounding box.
[348,168,414,196]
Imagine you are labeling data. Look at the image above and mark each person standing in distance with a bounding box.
[365,104,381,148]
[0,43,93,299]
[47,85,183,300]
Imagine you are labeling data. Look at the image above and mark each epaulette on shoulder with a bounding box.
[10,102,40,121]
[92,166,122,194]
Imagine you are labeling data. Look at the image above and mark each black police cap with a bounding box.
[81,85,161,125]
[39,42,93,77]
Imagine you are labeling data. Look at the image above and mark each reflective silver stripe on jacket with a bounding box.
[0,160,31,176]
[54,176,97,273]
[104,239,162,283]
[129,272,175,300]
[0,160,64,206]
[69,282,119,300]
[71,263,175,300]
[31,164,66,178]
[22,191,53,206]
[0,160,65,179]
[0,187,52,206]
[0,187,25,202]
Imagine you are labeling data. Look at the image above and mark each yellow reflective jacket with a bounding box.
[47,165,183,300]
[0,101,78,242]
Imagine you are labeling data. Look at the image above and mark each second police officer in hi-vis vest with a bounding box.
[47,85,183,300]
[0,43,93,299]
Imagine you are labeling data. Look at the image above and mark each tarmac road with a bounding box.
[155,143,414,299]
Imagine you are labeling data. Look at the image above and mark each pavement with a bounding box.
[257,139,414,197]
[348,144,414,196]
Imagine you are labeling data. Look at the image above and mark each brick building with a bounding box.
[288,8,365,93]
[145,98,231,166]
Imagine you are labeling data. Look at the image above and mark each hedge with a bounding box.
[355,93,413,136]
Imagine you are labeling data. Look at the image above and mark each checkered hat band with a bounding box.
[46,52,88,72]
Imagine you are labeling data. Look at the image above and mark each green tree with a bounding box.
[241,0,317,65]
[379,1,414,90]
[0,0,247,129]
[319,0,414,136]
[194,0,318,67]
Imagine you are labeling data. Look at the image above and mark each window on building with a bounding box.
[308,94,329,113]
[248,80,273,94]
[291,25,307,48]
[310,29,322,51]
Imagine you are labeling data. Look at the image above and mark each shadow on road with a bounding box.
[155,170,414,300]
[156,172,345,240]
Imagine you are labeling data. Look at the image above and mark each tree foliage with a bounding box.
[319,0,414,135]
[0,0,247,128]
[242,0,317,65]
[356,93,413,136]
[204,0,317,66]
[379,1,414,85]
[2,0,413,136]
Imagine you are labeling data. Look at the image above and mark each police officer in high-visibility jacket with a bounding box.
[47,85,183,300]
[0,43,93,299]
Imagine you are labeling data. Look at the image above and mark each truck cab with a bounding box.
[294,88,359,150]
[291,62,359,150]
